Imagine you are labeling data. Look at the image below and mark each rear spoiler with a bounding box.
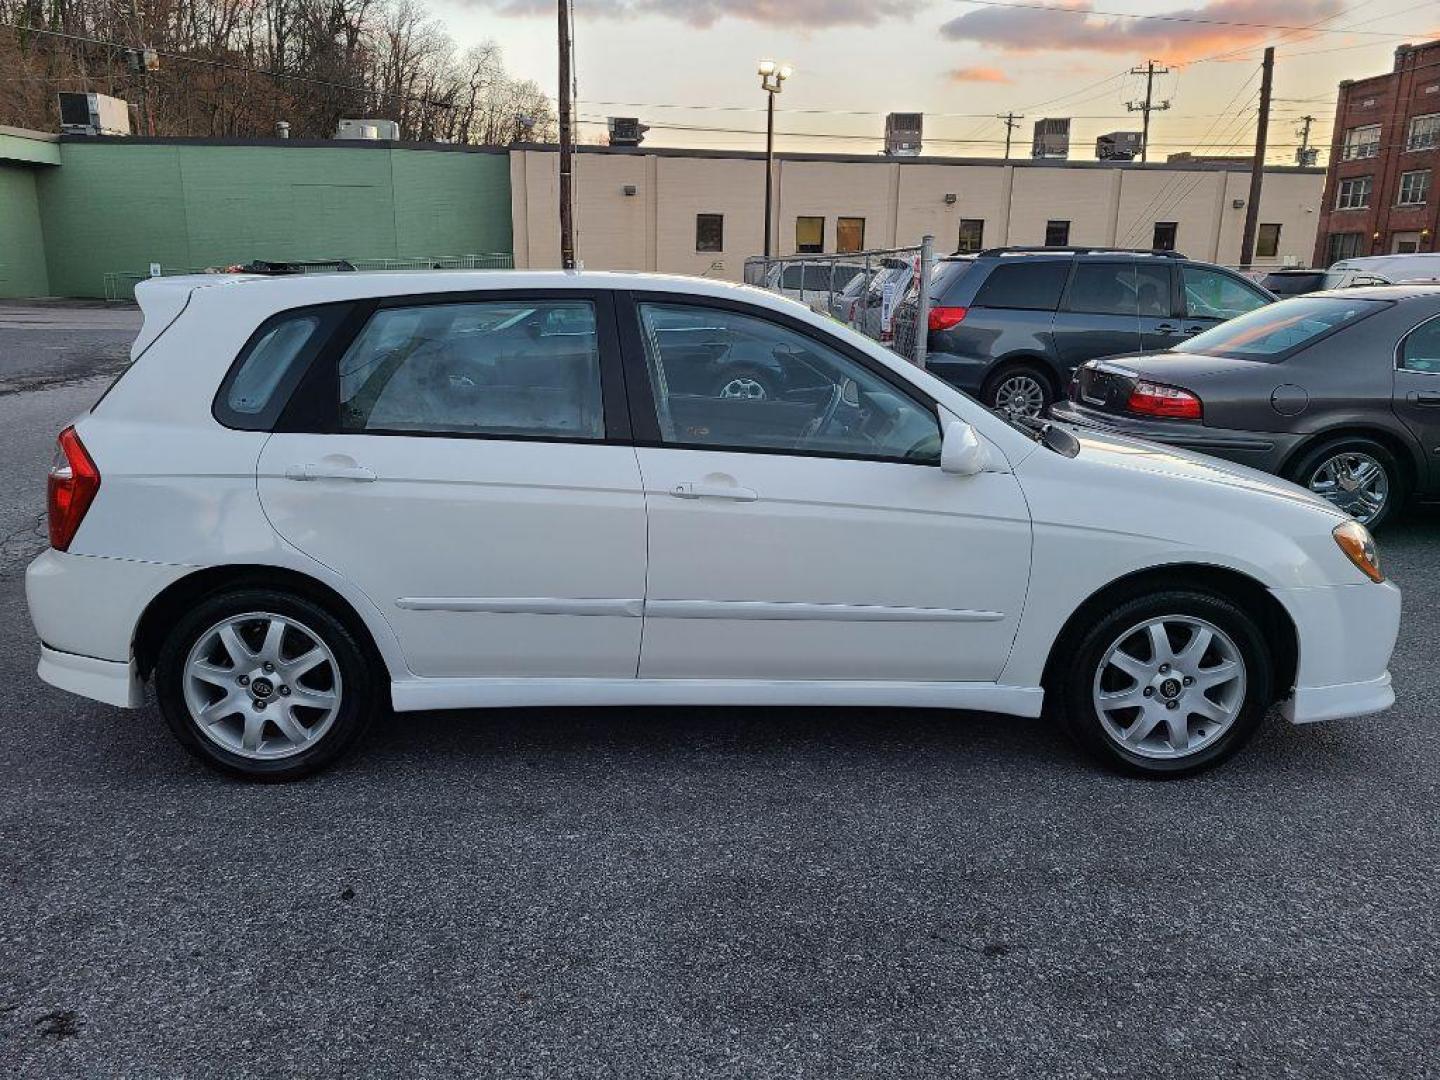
[130,274,258,359]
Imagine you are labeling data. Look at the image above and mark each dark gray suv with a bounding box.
[896,247,1274,418]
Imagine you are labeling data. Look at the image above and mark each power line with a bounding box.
[951,0,1432,38]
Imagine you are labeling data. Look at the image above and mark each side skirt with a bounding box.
[390,678,1045,716]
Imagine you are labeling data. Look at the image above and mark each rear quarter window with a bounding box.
[971,261,1069,311]
[214,304,352,430]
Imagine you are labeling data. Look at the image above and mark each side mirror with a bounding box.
[941,420,990,477]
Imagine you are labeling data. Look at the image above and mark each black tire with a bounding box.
[982,362,1054,419]
[1284,435,1406,530]
[154,588,380,780]
[1052,589,1273,778]
[712,366,778,401]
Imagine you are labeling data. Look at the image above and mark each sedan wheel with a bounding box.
[989,371,1050,419]
[1092,616,1246,761]
[1306,451,1389,525]
[183,612,343,760]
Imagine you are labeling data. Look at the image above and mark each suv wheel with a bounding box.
[984,365,1053,420]
[1286,436,1404,529]
[1053,589,1272,777]
[155,589,379,780]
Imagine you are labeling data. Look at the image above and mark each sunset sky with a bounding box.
[426,0,1440,162]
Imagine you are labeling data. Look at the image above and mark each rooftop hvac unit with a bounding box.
[334,118,400,141]
[884,112,923,156]
[607,117,649,147]
[1096,131,1141,160]
[58,92,131,136]
[1031,117,1071,159]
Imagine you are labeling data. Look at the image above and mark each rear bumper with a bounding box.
[1050,401,1298,474]
[1272,580,1402,724]
[37,644,143,708]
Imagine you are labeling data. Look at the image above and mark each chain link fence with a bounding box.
[103,252,515,301]
[743,236,936,367]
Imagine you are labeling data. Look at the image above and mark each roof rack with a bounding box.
[973,246,1187,259]
[237,259,358,275]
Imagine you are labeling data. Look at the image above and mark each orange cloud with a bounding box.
[949,66,1013,83]
[940,0,1345,65]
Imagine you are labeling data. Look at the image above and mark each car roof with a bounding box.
[1307,283,1440,301]
[1328,254,1440,272]
[135,269,803,316]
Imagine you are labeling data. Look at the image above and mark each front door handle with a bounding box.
[1408,391,1440,407]
[670,481,758,502]
[284,463,378,482]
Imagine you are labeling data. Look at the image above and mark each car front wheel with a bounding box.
[155,589,379,780]
[1054,589,1272,777]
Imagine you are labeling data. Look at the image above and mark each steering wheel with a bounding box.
[795,382,845,449]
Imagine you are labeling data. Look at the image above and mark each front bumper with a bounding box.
[1050,401,1298,474]
[1272,580,1402,724]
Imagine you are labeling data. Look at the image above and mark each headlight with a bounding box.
[1333,520,1383,583]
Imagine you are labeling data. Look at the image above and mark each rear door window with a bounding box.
[1065,263,1138,315]
[337,299,605,439]
[972,261,1069,311]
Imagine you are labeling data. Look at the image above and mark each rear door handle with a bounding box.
[670,481,758,502]
[1154,323,1179,334]
[1408,391,1440,406]
[284,464,377,482]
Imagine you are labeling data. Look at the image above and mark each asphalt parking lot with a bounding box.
[1,305,1438,1078]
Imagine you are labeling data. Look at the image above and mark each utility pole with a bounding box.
[1126,60,1171,163]
[998,113,1023,160]
[1295,113,1318,166]
[557,0,575,269]
[1239,46,1276,268]
[757,60,791,259]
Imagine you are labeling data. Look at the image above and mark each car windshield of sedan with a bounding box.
[1172,296,1385,360]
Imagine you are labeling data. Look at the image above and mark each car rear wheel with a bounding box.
[984,364,1053,420]
[1286,436,1404,529]
[155,589,379,780]
[1054,589,1272,777]
[714,368,777,401]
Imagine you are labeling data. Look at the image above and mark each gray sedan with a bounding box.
[1050,285,1440,527]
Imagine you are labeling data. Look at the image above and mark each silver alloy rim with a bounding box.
[1092,616,1247,760]
[1307,451,1389,524]
[719,376,768,400]
[182,612,342,760]
[993,374,1047,419]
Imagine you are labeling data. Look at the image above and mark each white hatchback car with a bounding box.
[29,271,1400,779]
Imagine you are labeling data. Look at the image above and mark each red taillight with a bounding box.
[928,305,968,332]
[1127,379,1203,421]
[47,426,100,552]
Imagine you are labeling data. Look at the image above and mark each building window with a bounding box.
[695,213,724,253]
[1152,222,1178,251]
[795,216,824,253]
[957,219,985,254]
[1256,223,1282,259]
[1397,170,1432,206]
[1341,124,1381,160]
[836,217,865,254]
[1044,220,1071,247]
[1335,176,1373,210]
[1406,113,1440,152]
[1325,232,1364,265]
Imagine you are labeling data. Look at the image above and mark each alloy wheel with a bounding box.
[993,374,1047,419]
[1092,616,1247,760]
[718,376,769,400]
[1306,451,1389,525]
[182,612,343,760]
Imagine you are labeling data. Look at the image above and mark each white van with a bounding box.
[1323,253,1440,289]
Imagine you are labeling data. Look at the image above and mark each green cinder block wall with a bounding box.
[35,141,514,298]
[0,164,50,298]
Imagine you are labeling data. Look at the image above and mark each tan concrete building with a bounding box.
[510,146,1326,279]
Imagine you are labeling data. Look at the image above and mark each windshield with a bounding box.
[1172,296,1384,360]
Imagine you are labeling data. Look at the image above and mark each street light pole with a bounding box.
[757,60,791,259]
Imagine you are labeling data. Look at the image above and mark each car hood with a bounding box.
[1066,427,1345,518]
[1089,349,1267,382]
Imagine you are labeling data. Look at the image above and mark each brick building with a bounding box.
[1315,39,1440,265]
